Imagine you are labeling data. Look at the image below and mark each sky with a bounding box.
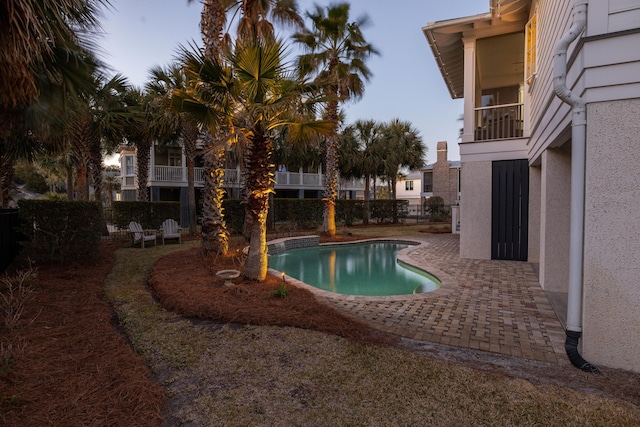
[99,0,490,165]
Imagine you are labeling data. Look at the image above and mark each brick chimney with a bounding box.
[432,141,453,206]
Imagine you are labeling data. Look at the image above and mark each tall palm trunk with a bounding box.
[243,133,273,281]
[71,115,93,200]
[322,98,339,236]
[200,133,229,254]
[199,0,230,255]
[0,153,15,208]
[66,163,74,201]
[136,139,152,201]
[89,136,103,204]
[201,0,226,60]
[363,172,371,225]
[75,162,89,200]
[182,123,199,235]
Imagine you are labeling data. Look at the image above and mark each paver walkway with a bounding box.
[282,234,569,365]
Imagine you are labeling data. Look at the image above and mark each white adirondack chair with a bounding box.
[128,221,157,248]
[160,219,181,244]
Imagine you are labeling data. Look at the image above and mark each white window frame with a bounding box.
[525,12,537,87]
[125,155,134,175]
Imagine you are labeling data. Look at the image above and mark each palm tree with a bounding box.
[69,73,130,201]
[0,39,100,205]
[293,2,378,236]
[179,40,329,280]
[122,84,189,203]
[380,118,426,201]
[186,0,303,252]
[0,0,107,139]
[339,119,384,225]
[146,64,203,234]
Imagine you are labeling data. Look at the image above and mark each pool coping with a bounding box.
[267,236,459,302]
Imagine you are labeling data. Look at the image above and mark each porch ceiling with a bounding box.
[422,0,530,99]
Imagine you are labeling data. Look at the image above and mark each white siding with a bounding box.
[527,0,574,163]
[528,0,640,163]
[609,0,640,32]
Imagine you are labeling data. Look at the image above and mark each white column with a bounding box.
[461,37,477,143]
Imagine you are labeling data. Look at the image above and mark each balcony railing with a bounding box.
[474,103,524,141]
[155,165,183,182]
[151,166,365,190]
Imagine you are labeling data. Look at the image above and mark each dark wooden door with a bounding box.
[491,159,529,261]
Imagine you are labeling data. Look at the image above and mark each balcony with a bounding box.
[150,166,365,191]
[155,165,183,182]
[474,103,524,141]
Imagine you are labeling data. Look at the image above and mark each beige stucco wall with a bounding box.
[527,165,541,264]
[582,99,640,373]
[539,145,572,292]
[459,161,492,259]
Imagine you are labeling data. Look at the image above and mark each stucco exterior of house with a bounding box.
[424,0,640,372]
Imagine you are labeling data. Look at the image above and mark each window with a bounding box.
[525,13,537,86]
[125,156,134,175]
[423,171,433,192]
[405,181,414,191]
[168,149,182,167]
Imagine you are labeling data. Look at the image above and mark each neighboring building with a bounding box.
[396,141,461,214]
[118,143,365,224]
[395,170,422,207]
[424,0,640,372]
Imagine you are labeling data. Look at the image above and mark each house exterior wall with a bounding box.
[527,0,575,164]
[582,98,640,372]
[459,161,492,259]
[527,165,541,264]
[425,0,640,371]
[528,1,640,165]
[395,176,422,203]
[539,145,571,292]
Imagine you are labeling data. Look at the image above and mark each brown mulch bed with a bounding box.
[0,242,165,427]
[149,243,398,348]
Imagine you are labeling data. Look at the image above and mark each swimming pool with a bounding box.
[268,241,440,296]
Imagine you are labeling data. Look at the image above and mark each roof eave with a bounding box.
[422,12,493,100]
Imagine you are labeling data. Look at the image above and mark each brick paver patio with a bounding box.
[281,234,569,365]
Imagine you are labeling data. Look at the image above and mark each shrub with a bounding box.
[336,200,365,226]
[370,200,409,224]
[272,199,323,229]
[18,200,103,264]
[425,196,445,219]
[222,199,245,235]
[269,284,289,299]
[112,201,180,229]
[0,264,37,329]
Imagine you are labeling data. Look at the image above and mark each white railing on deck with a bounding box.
[152,166,365,190]
[194,167,204,183]
[474,103,524,141]
[155,166,183,182]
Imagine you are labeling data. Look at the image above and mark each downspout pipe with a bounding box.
[552,0,599,373]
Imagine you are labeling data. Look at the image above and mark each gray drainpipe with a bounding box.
[552,0,598,373]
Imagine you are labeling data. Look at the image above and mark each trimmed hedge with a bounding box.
[112,201,180,229]
[18,200,103,264]
[370,200,409,224]
[222,199,245,235]
[272,199,324,229]
[336,199,365,226]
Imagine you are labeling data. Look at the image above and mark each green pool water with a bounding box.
[268,242,440,296]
